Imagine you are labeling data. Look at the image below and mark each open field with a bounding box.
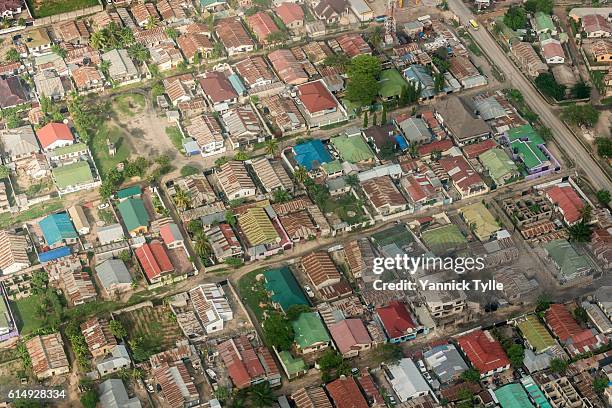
[26,0,99,18]
[237,268,270,321]
[421,224,468,255]
[113,94,146,118]
[0,199,64,229]
[117,305,182,351]
[11,295,44,335]
[91,125,132,175]
[320,193,366,224]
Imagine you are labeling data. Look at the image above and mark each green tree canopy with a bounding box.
[263,313,294,351]
[561,104,600,127]
[535,73,566,101]
[503,6,528,30]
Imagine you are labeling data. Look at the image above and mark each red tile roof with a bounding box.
[36,122,74,149]
[160,223,182,245]
[545,303,583,342]
[463,139,497,159]
[218,335,267,389]
[298,80,336,114]
[328,319,372,355]
[336,33,371,58]
[546,185,584,225]
[357,373,384,406]
[135,241,173,281]
[418,139,454,156]
[326,376,369,408]
[247,12,280,43]
[275,2,304,25]
[199,71,238,103]
[438,155,485,195]
[376,301,416,339]
[456,330,510,374]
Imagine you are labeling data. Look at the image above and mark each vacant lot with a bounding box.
[91,125,132,176]
[113,94,146,118]
[321,194,367,225]
[12,295,44,334]
[27,0,99,18]
[237,268,271,321]
[118,304,182,351]
[0,199,64,229]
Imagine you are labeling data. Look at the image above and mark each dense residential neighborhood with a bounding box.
[0,0,609,407]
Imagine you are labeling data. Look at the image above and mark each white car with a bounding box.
[417,360,426,373]
[304,285,315,298]
[97,202,109,209]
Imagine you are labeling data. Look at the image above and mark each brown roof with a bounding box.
[57,20,89,42]
[0,76,27,109]
[275,2,305,25]
[131,2,159,25]
[361,176,407,209]
[297,80,336,113]
[279,210,317,239]
[582,14,612,34]
[268,49,308,85]
[247,12,280,43]
[326,376,369,408]
[302,251,341,288]
[71,66,103,89]
[177,33,213,60]
[291,386,333,408]
[234,56,275,87]
[80,317,117,357]
[215,18,255,50]
[26,333,69,378]
[134,26,169,47]
[336,33,371,57]
[153,361,199,408]
[199,71,238,103]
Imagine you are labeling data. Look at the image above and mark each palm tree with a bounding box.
[89,30,107,50]
[293,166,309,184]
[408,143,419,159]
[194,232,212,258]
[264,139,279,157]
[370,25,384,50]
[273,189,290,203]
[173,187,191,210]
[128,43,151,65]
[100,60,112,80]
[345,174,359,188]
[145,16,158,30]
[249,382,275,408]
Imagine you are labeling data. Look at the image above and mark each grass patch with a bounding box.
[117,305,182,351]
[237,268,271,321]
[12,295,45,335]
[26,0,99,18]
[378,69,407,99]
[113,94,146,117]
[601,96,612,106]
[320,194,366,224]
[165,126,184,151]
[0,199,63,229]
[91,125,131,176]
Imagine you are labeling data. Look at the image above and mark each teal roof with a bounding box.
[293,140,332,171]
[292,312,330,349]
[278,351,306,375]
[494,383,534,408]
[39,212,78,246]
[521,376,552,408]
[228,74,246,95]
[330,134,375,163]
[507,125,548,170]
[117,198,149,232]
[116,185,142,200]
[263,267,309,312]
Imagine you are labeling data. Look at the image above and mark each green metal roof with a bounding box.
[117,198,149,232]
[52,161,94,189]
[117,185,142,200]
[330,134,375,163]
[278,351,306,375]
[544,240,592,280]
[421,224,467,255]
[495,383,534,408]
[322,160,343,174]
[378,69,407,99]
[534,12,555,33]
[479,148,519,185]
[517,315,556,353]
[48,142,87,157]
[263,267,309,312]
[507,125,548,171]
[292,312,330,349]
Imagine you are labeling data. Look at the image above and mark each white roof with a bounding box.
[386,358,431,402]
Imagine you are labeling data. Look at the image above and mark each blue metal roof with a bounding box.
[395,135,408,150]
[39,213,77,246]
[228,74,246,95]
[38,246,71,263]
[293,140,333,171]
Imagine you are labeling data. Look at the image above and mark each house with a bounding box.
[149,44,184,72]
[68,205,90,235]
[292,139,333,172]
[396,117,432,145]
[456,330,510,377]
[459,202,500,241]
[385,358,433,402]
[185,114,225,157]
[328,319,372,357]
[152,361,199,408]
[234,56,276,89]
[423,344,468,383]
[160,223,184,249]
[97,223,125,246]
[401,173,446,209]
[542,40,565,64]
[515,315,556,353]
[448,55,487,89]
[238,207,287,259]
[479,148,519,186]
[545,185,584,226]
[434,97,490,145]
[39,212,78,247]
[261,95,306,134]
[199,71,238,112]
[511,42,548,77]
[279,210,318,241]
[117,198,149,236]
[545,303,606,356]
[0,230,30,274]
[264,266,308,312]
[275,3,304,30]
[291,386,333,408]
[135,241,174,284]
[591,39,612,63]
[0,125,39,162]
[218,336,280,389]
[0,0,22,18]
[348,0,373,22]
[217,161,256,200]
[33,70,66,100]
[268,49,308,85]
[52,161,97,196]
[361,176,408,216]
[376,301,417,343]
[403,64,436,100]
[101,49,140,85]
[131,2,159,27]
[96,259,132,296]
[222,106,263,149]
[533,12,557,35]
[438,155,488,199]
[544,240,592,285]
[188,283,234,334]
[330,134,375,164]
[462,139,496,160]
[215,18,255,56]
[495,383,534,408]
[205,223,243,262]
[301,251,341,290]
[81,317,117,359]
[336,33,372,58]
[247,12,280,44]
[25,28,52,55]
[297,80,338,117]
[71,66,104,93]
[313,0,349,24]
[582,14,612,38]
[251,157,293,194]
[292,312,331,354]
[99,379,142,408]
[326,376,369,408]
[47,141,87,163]
[363,124,405,154]
[505,124,555,176]
[177,33,213,63]
[36,122,74,152]
[26,333,70,380]
[582,301,612,334]
[0,76,28,109]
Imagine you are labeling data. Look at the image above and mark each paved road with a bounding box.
[447,0,612,192]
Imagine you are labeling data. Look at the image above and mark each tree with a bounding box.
[145,16,158,30]
[561,104,600,127]
[372,112,378,126]
[434,72,445,92]
[293,166,309,184]
[345,174,359,188]
[535,73,566,101]
[573,306,588,324]
[109,320,128,339]
[507,344,524,368]
[596,137,612,158]
[381,106,387,124]
[572,82,591,99]
[549,358,568,374]
[369,25,384,50]
[524,0,553,14]
[347,73,380,107]
[273,189,290,203]
[128,43,151,65]
[233,151,249,161]
[264,139,279,156]
[461,368,481,383]
[323,53,350,70]
[536,293,551,312]
[593,376,608,394]
[225,210,237,227]
[249,382,275,408]
[286,304,311,321]
[5,48,20,62]
[165,27,179,40]
[379,140,396,160]
[89,30,107,50]
[536,126,553,141]
[118,250,131,263]
[318,349,350,381]
[349,54,382,77]
[373,343,403,365]
[503,6,527,30]
[263,313,294,350]
[180,165,200,177]
[194,232,212,259]
[51,44,67,59]
[215,156,229,167]
[173,186,191,210]
[596,189,610,206]
[80,390,99,408]
[363,111,369,128]
[568,220,593,242]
